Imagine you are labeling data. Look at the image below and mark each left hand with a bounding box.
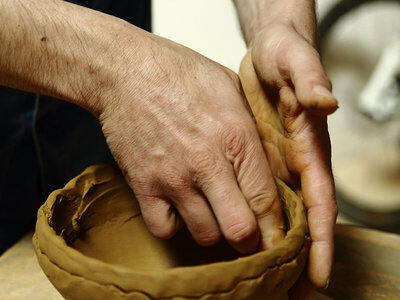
[239,19,338,299]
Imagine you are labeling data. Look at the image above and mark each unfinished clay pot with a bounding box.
[33,51,311,300]
[33,163,309,300]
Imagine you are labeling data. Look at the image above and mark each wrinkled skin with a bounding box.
[1,1,336,298]
[99,35,286,254]
[98,17,337,299]
[240,21,338,299]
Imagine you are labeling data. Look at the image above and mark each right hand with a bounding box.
[97,34,285,253]
[239,18,337,297]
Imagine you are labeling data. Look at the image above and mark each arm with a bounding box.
[234,0,338,295]
[0,0,151,115]
[0,0,286,253]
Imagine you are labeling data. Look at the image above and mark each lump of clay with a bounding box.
[33,163,309,300]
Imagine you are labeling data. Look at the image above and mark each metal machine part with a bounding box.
[319,0,400,232]
[358,36,400,121]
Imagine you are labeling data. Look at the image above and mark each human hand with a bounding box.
[98,34,285,253]
[238,9,338,298]
[0,0,285,255]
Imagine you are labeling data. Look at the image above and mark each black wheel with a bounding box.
[319,0,400,49]
[318,0,400,232]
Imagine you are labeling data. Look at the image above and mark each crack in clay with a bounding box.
[121,213,142,225]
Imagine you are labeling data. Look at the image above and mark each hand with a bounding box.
[98,34,285,253]
[0,0,285,254]
[239,20,338,297]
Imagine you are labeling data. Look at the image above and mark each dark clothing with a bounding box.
[73,0,151,31]
[0,0,151,254]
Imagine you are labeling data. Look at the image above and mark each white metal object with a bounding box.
[358,36,400,121]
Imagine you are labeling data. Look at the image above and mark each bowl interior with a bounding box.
[51,174,244,272]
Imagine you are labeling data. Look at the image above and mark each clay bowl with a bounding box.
[33,164,309,300]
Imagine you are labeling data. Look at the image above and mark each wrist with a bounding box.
[44,7,156,118]
[66,19,154,117]
[234,0,316,46]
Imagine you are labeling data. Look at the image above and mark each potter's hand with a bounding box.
[235,0,338,297]
[99,34,286,253]
[0,0,285,253]
[92,39,286,254]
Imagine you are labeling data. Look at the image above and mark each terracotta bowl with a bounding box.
[33,164,309,300]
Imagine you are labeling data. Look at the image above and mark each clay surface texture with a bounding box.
[33,163,309,300]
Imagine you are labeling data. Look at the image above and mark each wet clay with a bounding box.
[33,164,309,300]
[33,55,310,300]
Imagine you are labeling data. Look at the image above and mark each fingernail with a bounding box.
[313,86,338,103]
[310,85,338,113]
[312,243,333,288]
[324,278,330,289]
[313,85,332,97]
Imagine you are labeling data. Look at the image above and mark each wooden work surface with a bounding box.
[0,234,331,300]
[1,225,399,300]
[0,232,63,300]
[321,224,400,299]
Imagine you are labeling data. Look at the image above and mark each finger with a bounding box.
[301,161,337,288]
[197,162,260,253]
[288,269,314,300]
[233,130,285,250]
[173,191,221,246]
[282,36,338,114]
[137,195,183,239]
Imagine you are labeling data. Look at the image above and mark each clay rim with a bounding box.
[33,164,309,295]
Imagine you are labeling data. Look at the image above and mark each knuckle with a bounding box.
[156,166,191,195]
[306,68,326,81]
[247,192,278,218]
[149,225,175,240]
[132,176,160,195]
[331,201,339,219]
[166,176,188,195]
[304,66,331,88]
[136,196,179,240]
[310,201,338,227]
[194,229,221,246]
[219,123,249,158]
[190,147,219,175]
[142,213,177,240]
[225,219,257,244]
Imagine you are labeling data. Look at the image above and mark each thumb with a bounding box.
[280,37,338,114]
